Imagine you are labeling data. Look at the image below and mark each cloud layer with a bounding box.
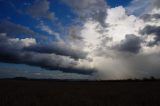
[0,0,160,79]
[0,26,95,75]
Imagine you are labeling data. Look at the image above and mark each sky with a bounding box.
[0,0,160,80]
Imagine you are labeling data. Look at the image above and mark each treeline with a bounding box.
[127,76,158,81]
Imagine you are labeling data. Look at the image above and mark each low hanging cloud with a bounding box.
[0,33,96,75]
[24,42,88,60]
[0,18,96,75]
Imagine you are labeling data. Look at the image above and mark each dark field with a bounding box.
[0,80,160,106]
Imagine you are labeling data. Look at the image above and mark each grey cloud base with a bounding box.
[24,43,88,60]
[0,22,95,75]
[140,25,160,46]
[115,34,142,53]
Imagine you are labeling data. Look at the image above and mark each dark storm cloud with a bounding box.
[0,20,35,37]
[0,33,24,63]
[140,14,160,22]
[140,25,160,35]
[0,34,94,75]
[62,0,107,27]
[115,34,142,53]
[24,43,88,60]
[26,0,55,20]
[140,25,160,46]
[0,51,94,75]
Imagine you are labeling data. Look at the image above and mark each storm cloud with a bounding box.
[24,42,88,60]
[141,14,160,22]
[62,0,107,27]
[117,34,142,53]
[0,25,95,75]
[140,25,160,46]
[1,0,160,79]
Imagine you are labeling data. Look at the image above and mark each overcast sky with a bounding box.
[0,0,160,80]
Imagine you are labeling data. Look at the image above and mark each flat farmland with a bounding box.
[0,80,160,106]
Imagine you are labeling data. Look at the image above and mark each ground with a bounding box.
[0,79,160,106]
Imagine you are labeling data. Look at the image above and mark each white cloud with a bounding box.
[9,38,36,47]
[38,21,61,40]
[106,6,144,43]
[81,20,101,51]
[76,5,160,79]
[20,38,36,47]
